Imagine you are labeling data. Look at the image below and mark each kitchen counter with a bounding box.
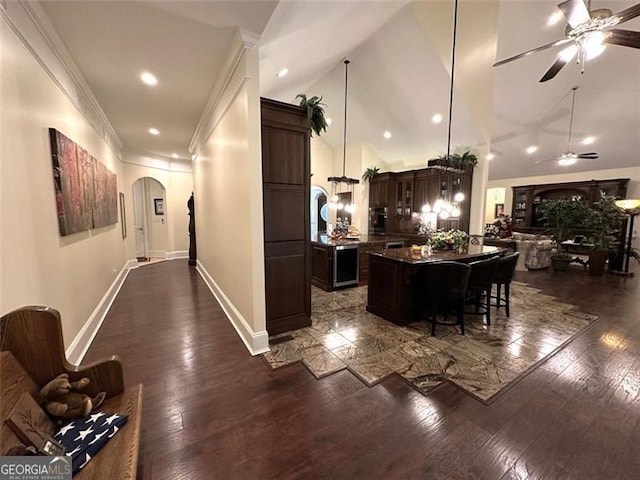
[310,234,407,291]
[367,245,505,325]
[369,245,502,265]
[310,233,405,247]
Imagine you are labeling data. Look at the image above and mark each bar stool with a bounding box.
[466,256,500,325]
[420,261,472,335]
[491,252,520,317]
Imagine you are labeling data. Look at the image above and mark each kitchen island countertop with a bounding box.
[310,233,409,247]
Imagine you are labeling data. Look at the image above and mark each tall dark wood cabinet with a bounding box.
[261,98,311,335]
[511,178,630,270]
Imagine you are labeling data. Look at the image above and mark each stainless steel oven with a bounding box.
[333,244,359,288]
[368,207,388,234]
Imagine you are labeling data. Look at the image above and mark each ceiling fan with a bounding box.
[536,86,599,166]
[494,0,640,82]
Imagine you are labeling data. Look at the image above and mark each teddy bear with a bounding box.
[39,373,106,421]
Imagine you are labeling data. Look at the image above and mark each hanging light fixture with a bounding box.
[328,59,359,213]
[421,0,463,223]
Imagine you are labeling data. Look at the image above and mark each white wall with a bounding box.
[0,15,127,347]
[191,33,267,354]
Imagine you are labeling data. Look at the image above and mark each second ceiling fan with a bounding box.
[494,0,640,82]
[536,86,599,166]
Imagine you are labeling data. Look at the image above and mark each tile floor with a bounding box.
[263,282,598,402]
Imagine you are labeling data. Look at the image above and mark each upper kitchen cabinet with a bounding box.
[261,98,311,336]
[393,172,414,233]
[368,172,392,208]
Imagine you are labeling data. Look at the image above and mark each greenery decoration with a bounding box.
[428,230,469,252]
[428,149,478,171]
[536,198,592,257]
[587,193,626,250]
[361,167,380,181]
[296,94,328,137]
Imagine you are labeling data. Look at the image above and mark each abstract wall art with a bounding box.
[49,128,118,236]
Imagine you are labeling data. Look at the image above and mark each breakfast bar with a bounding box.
[366,245,504,325]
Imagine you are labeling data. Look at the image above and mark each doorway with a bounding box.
[311,185,328,238]
[132,177,168,262]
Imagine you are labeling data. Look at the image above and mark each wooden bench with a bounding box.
[1,306,142,479]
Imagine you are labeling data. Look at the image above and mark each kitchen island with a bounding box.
[311,234,406,291]
[366,245,504,325]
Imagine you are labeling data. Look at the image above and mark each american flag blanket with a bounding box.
[53,412,128,475]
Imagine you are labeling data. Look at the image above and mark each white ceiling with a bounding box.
[39,0,640,180]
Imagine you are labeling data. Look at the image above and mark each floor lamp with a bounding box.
[614,199,640,278]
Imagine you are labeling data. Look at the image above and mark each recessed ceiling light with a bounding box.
[276,67,289,78]
[432,114,443,124]
[383,131,392,139]
[140,72,158,86]
[148,128,160,136]
[526,145,538,154]
[582,136,595,145]
[172,153,179,159]
[547,11,563,26]
[326,117,333,125]
[486,153,495,160]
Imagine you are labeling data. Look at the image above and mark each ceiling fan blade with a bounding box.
[534,158,556,164]
[539,51,575,82]
[577,153,599,159]
[605,29,640,49]
[558,0,591,28]
[493,38,571,67]
[613,3,640,24]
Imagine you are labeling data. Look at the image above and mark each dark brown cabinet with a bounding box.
[511,178,630,270]
[261,98,311,335]
[511,179,629,230]
[371,167,473,235]
[368,173,392,207]
[311,244,332,291]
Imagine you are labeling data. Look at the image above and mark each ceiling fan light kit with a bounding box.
[493,0,640,82]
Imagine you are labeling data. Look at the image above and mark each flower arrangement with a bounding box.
[428,229,469,252]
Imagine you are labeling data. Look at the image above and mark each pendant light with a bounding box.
[328,59,359,214]
[422,0,463,221]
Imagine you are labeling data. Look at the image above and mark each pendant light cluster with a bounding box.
[328,59,359,213]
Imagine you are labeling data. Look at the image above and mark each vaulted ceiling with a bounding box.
[40,1,640,180]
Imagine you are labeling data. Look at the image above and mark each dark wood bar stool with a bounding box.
[421,261,472,336]
[491,252,520,317]
[466,256,500,325]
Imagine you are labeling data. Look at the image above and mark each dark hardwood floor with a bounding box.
[84,260,640,479]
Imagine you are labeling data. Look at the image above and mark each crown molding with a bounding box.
[121,148,193,173]
[189,28,259,157]
[2,1,123,155]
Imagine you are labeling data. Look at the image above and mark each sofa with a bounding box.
[511,232,554,271]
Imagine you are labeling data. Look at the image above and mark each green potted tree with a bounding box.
[587,193,626,276]
[536,198,593,271]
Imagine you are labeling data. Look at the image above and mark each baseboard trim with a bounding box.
[196,260,269,355]
[66,259,137,364]
[167,250,188,260]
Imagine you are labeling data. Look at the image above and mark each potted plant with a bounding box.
[296,94,328,137]
[427,149,478,172]
[586,193,626,276]
[362,166,380,182]
[536,198,593,271]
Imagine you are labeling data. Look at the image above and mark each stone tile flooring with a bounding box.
[263,282,598,402]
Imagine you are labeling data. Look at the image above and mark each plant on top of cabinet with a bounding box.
[427,149,478,172]
[296,94,329,137]
[362,166,380,181]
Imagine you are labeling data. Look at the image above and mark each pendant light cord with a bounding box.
[568,86,577,148]
[446,0,459,160]
[342,60,350,177]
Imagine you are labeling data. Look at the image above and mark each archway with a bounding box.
[311,185,328,237]
[132,177,168,261]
